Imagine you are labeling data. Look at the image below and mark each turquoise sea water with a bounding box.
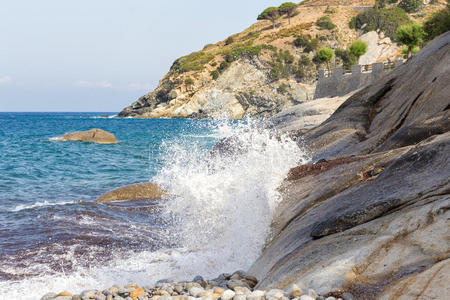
[0,112,306,300]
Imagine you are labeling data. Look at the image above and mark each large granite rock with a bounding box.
[248,32,450,299]
[95,182,164,203]
[61,128,118,144]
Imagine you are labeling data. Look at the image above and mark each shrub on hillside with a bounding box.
[335,48,358,67]
[423,0,450,42]
[293,35,319,52]
[225,36,235,45]
[171,51,215,73]
[316,16,337,30]
[349,7,412,40]
[398,0,423,13]
[314,47,334,71]
[349,40,368,60]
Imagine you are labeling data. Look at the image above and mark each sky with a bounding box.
[0,0,288,112]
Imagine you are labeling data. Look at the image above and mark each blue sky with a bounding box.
[0,0,288,112]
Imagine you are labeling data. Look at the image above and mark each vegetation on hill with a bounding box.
[349,7,412,40]
[398,0,423,12]
[279,2,298,25]
[396,23,424,57]
[316,16,337,30]
[257,7,280,29]
[423,0,450,42]
[349,40,368,60]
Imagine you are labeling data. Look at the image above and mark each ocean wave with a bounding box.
[10,200,80,212]
[48,136,65,142]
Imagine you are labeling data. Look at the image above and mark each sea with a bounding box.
[0,112,308,300]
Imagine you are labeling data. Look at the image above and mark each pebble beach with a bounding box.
[40,270,350,300]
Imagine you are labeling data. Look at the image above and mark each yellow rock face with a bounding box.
[95,182,164,203]
[61,128,118,144]
[56,291,72,297]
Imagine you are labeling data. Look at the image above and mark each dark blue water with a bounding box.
[0,112,221,284]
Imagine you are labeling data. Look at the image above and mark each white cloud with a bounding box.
[0,76,12,85]
[126,82,153,91]
[75,80,113,89]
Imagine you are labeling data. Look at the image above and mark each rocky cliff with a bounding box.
[248,31,450,299]
[121,0,442,119]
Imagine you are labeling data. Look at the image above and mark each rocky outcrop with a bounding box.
[95,182,164,203]
[267,91,357,135]
[118,0,410,119]
[358,31,400,65]
[248,32,450,299]
[61,129,118,144]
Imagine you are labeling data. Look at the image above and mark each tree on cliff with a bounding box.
[258,7,280,29]
[396,23,424,58]
[349,40,368,62]
[279,2,297,25]
[314,47,334,73]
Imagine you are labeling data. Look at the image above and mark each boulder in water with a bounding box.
[95,182,164,203]
[61,128,118,144]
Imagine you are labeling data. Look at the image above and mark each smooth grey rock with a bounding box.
[341,293,354,300]
[189,287,204,297]
[41,293,57,300]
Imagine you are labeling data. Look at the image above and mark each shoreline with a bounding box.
[40,270,344,300]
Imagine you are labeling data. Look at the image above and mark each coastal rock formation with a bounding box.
[358,31,399,65]
[249,31,450,299]
[267,91,357,134]
[61,128,118,144]
[118,0,410,119]
[96,182,164,203]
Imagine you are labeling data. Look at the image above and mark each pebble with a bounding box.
[220,289,236,300]
[266,289,285,299]
[232,295,246,300]
[341,293,355,300]
[41,293,57,300]
[299,295,315,300]
[188,286,204,297]
[285,284,302,297]
[308,289,318,299]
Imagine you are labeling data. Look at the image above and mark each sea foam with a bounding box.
[0,119,308,300]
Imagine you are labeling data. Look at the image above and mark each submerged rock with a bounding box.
[60,128,118,144]
[95,182,164,203]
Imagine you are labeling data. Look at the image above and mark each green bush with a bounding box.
[396,23,424,57]
[225,36,235,45]
[314,47,334,70]
[294,64,306,81]
[268,51,295,81]
[299,54,312,66]
[184,77,194,85]
[423,1,450,42]
[277,83,289,94]
[293,35,319,52]
[275,50,295,64]
[349,40,368,59]
[398,0,423,13]
[171,51,215,73]
[316,16,337,30]
[210,70,220,80]
[335,48,358,67]
[349,7,412,40]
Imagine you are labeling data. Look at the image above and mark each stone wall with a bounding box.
[314,61,403,99]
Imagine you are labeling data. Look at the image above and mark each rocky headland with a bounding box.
[118,0,445,119]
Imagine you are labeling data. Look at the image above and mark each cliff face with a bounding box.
[119,0,409,119]
[248,31,450,299]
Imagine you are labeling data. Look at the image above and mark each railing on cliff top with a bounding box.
[318,60,404,79]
